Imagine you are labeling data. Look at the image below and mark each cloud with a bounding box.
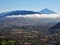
[6,14,60,18]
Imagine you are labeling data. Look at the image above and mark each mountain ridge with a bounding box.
[48,22,60,35]
[0,8,57,18]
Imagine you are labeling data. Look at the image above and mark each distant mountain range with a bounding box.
[0,8,57,17]
[0,10,39,17]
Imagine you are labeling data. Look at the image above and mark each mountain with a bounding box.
[0,10,39,17]
[50,22,60,29]
[48,22,60,35]
[0,8,58,18]
[40,8,57,14]
[0,9,57,17]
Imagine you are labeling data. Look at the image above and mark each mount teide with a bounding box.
[40,8,57,14]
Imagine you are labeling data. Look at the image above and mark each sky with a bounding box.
[0,0,60,13]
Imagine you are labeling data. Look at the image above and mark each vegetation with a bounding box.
[0,27,60,45]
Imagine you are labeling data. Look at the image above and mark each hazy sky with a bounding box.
[0,0,60,13]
